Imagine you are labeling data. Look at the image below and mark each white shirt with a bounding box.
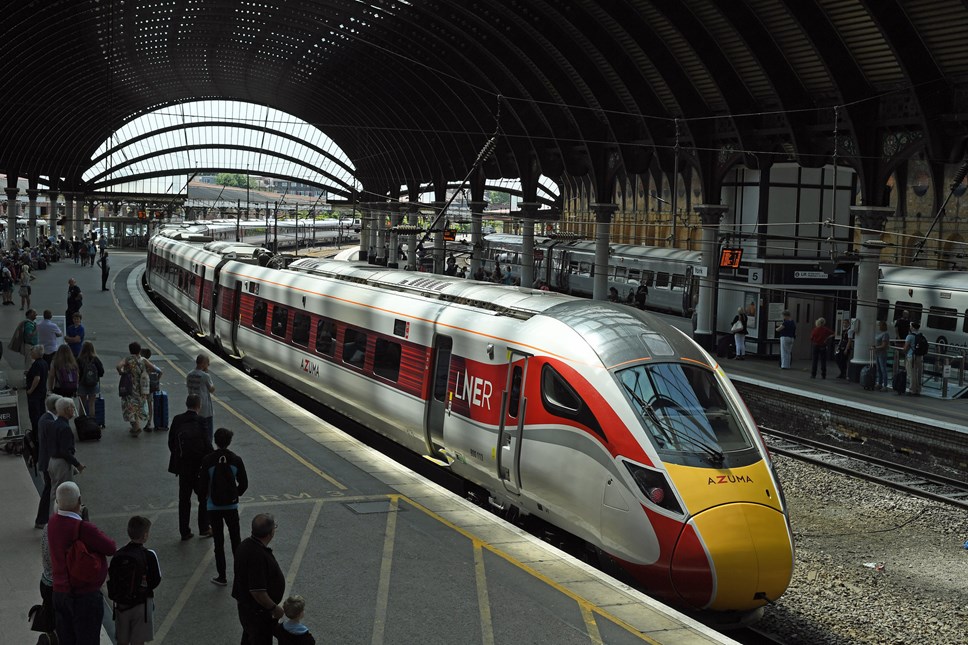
[37,319,63,353]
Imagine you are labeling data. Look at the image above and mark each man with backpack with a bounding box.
[168,394,213,542]
[48,482,117,645]
[902,321,928,396]
[108,516,161,645]
[199,427,248,587]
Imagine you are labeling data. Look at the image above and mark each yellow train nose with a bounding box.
[672,503,793,611]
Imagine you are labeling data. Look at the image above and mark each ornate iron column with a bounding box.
[694,204,728,351]
[589,202,618,300]
[407,203,420,270]
[849,205,893,381]
[387,203,402,269]
[518,202,540,287]
[432,201,447,274]
[64,193,75,241]
[4,185,18,251]
[467,200,487,276]
[27,182,38,247]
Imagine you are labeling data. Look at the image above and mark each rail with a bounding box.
[760,426,968,510]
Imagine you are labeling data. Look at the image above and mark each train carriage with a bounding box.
[147,230,794,616]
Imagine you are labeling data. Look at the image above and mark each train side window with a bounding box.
[292,312,310,347]
[374,338,401,382]
[540,364,607,440]
[641,270,654,286]
[343,328,367,368]
[927,306,957,332]
[271,306,289,338]
[876,299,890,323]
[569,260,580,274]
[964,310,968,334]
[628,269,641,283]
[614,266,627,280]
[671,274,686,292]
[315,319,336,356]
[893,301,922,324]
[655,272,670,288]
[578,262,592,277]
[251,299,268,331]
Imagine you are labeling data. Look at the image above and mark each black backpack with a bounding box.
[209,455,239,506]
[81,360,99,387]
[914,332,929,356]
[106,547,148,607]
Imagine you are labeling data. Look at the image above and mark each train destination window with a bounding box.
[617,363,751,458]
[315,319,336,356]
[343,328,368,368]
[292,312,311,347]
[251,299,268,331]
[271,306,289,338]
[927,306,957,332]
[373,338,401,382]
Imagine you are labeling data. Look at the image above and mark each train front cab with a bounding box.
[616,360,794,612]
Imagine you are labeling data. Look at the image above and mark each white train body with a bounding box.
[147,231,794,613]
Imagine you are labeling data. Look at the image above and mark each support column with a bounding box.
[4,186,18,251]
[47,192,60,241]
[27,187,38,247]
[694,204,728,351]
[358,203,371,263]
[432,201,447,275]
[387,204,402,269]
[468,200,487,277]
[589,203,618,300]
[374,205,387,266]
[518,202,540,287]
[407,204,420,270]
[63,193,75,241]
[849,205,894,381]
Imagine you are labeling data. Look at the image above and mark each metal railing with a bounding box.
[891,343,967,398]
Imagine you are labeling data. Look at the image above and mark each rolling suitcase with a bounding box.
[860,349,875,390]
[74,399,102,441]
[94,395,106,428]
[153,390,169,431]
[892,369,907,395]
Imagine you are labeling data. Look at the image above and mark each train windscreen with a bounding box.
[617,363,752,457]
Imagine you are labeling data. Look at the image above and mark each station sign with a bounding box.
[719,248,743,268]
[794,271,828,279]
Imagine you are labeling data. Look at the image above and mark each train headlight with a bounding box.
[625,461,683,515]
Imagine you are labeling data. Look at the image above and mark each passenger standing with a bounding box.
[49,482,117,645]
[186,353,216,444]
[635,282,648,310]
[168,395,213,542]
[25,345,49,433]
[117,342,153,437]
[775,310,796,369]
[809,317,835,379]
[200,428,248,586]
[232,514,285,645]
[66,277,83,321]
[48,398,85,510]
[903,322,924,396]
[19,261,33,310]
[48,345,79,398]
[140,347,163,431]
[34,395,59,529]
[273,595,317,645]
[65,312,85,358]
[730,307,748,360]
[20,308,39,370]
[76,341,105,421]
[37,309,63,365]
[109,516,162,645]
[834,318,854,379]
[97,251,110,291]
[872,320,891,391]
[894,309,911,340]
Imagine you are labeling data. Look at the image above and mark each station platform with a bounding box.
[0,253,735,644]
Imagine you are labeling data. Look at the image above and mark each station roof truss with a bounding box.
[1,0,967,202]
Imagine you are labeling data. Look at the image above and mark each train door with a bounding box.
[424,335,452,460]
[194,265,207,336]
[229,281,244,358]
[788,295,826,360]
[209,258,232,337]
[496,350,530,495]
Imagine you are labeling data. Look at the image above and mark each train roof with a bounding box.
[879,265,968,290]
[484,234,701,263]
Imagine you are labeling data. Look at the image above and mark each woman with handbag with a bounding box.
[116,341,158,437]
[730,307,748,360]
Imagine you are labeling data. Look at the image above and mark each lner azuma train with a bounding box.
[147,231,794,616]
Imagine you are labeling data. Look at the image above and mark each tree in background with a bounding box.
[215,172,253,188]
[486,190,510,207]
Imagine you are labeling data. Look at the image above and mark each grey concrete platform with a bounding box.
[0,251,734,644]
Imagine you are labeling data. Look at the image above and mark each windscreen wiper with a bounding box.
[622,382,724,464]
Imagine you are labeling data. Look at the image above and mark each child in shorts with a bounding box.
[273,594,316,644]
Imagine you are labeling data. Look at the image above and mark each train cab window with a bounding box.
[893,301,922,324]
[876,299,890,324]
[251,299,268,331]
[292,313,311,347]
[671,274,686,292]
[342,328,367,368]
[373,338,401,382]
[315,319,336,356]
[927,306,958,332]
[271,306,289,338]
[617,363,752,459]
[655,272,670,289]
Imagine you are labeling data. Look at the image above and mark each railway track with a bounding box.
[759,426,968,510]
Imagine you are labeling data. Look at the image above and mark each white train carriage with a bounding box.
[147,232,794,614]
[878,265,968,351]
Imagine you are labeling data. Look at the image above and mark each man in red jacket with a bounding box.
[48,481,117,645]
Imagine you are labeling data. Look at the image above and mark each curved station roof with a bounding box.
[1,1,967,203]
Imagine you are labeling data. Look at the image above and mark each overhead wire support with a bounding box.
[911,158,968,262]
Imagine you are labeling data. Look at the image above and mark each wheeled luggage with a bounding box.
[74,399,101,441]
[892,369,907,395]
[153,390,169,431]
[94,395,106,428]
[860,348,876,390]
